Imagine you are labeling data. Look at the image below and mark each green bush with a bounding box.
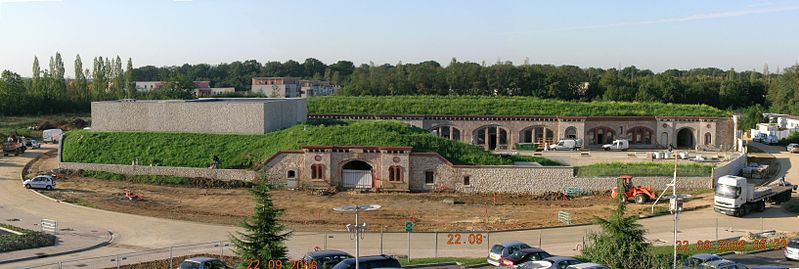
[515,143,539,151]
[81,171,190,185]
[778,132,799,146]
[63,120,560,168]
[308,96,729,117]
[0,224,57,253]
[575,162,713,177]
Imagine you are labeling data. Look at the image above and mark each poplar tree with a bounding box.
[125,58,135,98]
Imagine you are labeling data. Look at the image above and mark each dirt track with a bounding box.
[29,152,713,232]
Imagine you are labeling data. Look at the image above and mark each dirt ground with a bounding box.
[29,151,714,232]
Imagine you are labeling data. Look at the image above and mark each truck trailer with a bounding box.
[714,175,796,217]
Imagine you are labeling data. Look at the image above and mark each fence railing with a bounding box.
[24,241,233,269]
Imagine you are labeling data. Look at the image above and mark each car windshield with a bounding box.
[490,245,504,254]
[179,261,201,269]
[789,240,799,248]
[715,184,740,199]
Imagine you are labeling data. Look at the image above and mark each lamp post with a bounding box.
[334,204,381,269]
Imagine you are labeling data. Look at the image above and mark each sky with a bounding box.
[1,0,798,77]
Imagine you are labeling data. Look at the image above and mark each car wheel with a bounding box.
[604,148,610,151]
[25,184,31,189]
[634,194,648,204]
[46,185,53,190]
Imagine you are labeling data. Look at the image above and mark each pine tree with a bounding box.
[231,182,288,267]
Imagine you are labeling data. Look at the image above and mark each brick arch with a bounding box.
[472,125,509,150]
[429,125,462,141]
[586,126,616,145]
[626,126,655,145]
[519,125,555,144]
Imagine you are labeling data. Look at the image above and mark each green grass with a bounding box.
[399,257,486,266]
[574,162,713,177]
[308,96,730,117]
[0,223,57,253]
[0,114,89,138]
[62,120,560,169]
[652,239,787,257]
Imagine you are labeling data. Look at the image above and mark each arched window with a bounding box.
[626,127,655,145]
[704,132,712,145]
[432,126,461,141]
[311,164,325,179]
[473,126,509,150]
[388,166,403,182]
[287,170,296,179]
[521,126,555,144]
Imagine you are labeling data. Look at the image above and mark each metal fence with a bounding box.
[24,241,233,269]
[22,215,796,268]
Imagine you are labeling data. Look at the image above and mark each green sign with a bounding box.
[405,221,413,232]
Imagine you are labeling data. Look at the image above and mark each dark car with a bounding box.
[302,249,354,269]
[498,247,551,267]
[683,253,722,268]
[517,256,583,269]
[750,266,789,269]
[179,256,232,269]
[331,255,401,269]
[701,259,748,269]
[488,240,532,266]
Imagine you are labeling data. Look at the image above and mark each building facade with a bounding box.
[310,114,737,150]
[251,77,337,98]
[135,81,234,97]
[91,98,307,134]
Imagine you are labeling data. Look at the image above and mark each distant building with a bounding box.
[134,81,234,97]
[251,77,337,98]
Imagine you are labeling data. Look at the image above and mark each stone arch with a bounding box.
[473,125,509,150]
[676,127,695,149]
[519,125,555,144]
[430,125,462,141]
[340,159,374,189]
[587,126,616,145]
[626,126,655,145]
[564,126,577,139]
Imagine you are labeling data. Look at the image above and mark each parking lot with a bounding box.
[726,250,799,267]
[513,148,735,166]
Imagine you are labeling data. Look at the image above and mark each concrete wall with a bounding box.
[92,98,306,134]
[59,162,257,181]
[712,153,747,182]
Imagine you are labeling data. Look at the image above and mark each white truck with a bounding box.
[42,128,63,144]
[714,175,796,217]
[602,139,629,151]
[549,139,583,151]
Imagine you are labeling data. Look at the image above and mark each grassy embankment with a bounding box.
[308,96,730,117]
[0,223,57,253]
[575,162,714,177]
[62,120,561,169]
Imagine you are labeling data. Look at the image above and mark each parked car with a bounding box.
[602,139,629,151]
[764,134,778,145]
[516,256,583,269]
[302,249,354,269]
[700,259,749,269]
[682,253,721,268]
[549,139,583,151]
[487,241,532,266]
[179,256,232,269]
[565,263,609,269]
[331,255,401,269]
[22,175,55,190]
[753,133,767,143]
[785,237,799,261]
[787,143,799,153]
[750,266,789,269]
[498,247,551,267]
[30,139,41,149]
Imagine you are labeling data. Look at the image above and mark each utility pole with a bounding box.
[334,204,381,269]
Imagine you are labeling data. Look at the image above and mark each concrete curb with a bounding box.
[403,262,458,268]
[0,231,115,265]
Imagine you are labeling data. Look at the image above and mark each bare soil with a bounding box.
[30,152,713,232]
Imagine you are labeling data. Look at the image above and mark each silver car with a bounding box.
[787,143,799,153]
[786,238,799,261]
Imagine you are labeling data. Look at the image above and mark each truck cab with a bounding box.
[714,175,795,216]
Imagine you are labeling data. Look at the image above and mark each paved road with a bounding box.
[2,143,799,268]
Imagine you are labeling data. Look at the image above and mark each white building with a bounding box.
[251,77,337,98]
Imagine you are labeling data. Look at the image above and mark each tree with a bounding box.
[74,54,89,103]
[125,58,135,98]
[231,182,288,267]
[582,179,666,268]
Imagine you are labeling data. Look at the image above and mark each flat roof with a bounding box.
[93,98,305,104]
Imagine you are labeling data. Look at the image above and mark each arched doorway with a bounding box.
[587,127,615,145]
[431,125,461,141]
[676,128,695,149]
[473,126,508,150]
[342,160,373,189]
[564,126,577,139]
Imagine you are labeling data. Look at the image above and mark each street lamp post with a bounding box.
[334,204,381,269]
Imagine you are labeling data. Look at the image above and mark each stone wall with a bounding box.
[59,162,257,181]
[91,98,306,134]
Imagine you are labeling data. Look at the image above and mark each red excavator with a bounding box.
[611,175,656,204]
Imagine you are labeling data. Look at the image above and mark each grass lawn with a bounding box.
[0,223,57,253]
[652,239,788,257]
[308,96,730,117]
[62,120,561,169]
[399,257,486,266]
[574,162,714,177]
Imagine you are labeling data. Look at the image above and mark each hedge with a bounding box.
[575,162,713,177]
[0,224,57,253]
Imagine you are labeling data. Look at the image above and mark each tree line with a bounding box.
[3,55,799,123]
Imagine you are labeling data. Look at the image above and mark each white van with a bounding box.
[602,139,629,151]
[549,139,583,151]
[42,129,63,144]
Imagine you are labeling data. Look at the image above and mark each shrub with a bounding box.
[515,143,538,151]
[778,132,799,146]
[575,162,713,177]
[0,224,57,253]
[308,96,729,117]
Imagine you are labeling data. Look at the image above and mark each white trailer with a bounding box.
[42,129,63,144]
[714,175,795,217]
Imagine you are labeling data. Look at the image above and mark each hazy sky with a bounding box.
[1,0,798,77]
